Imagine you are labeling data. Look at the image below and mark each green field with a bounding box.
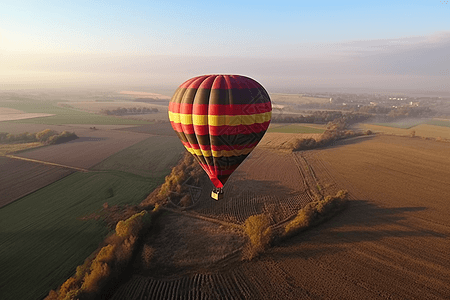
[91,135,184,177]
[426,119,450,127]
[0,100,151,125]
[372,119,426,129]
[0,170,167,300]
[267,124,325,134]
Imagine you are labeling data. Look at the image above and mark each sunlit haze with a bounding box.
[1,0,449,93]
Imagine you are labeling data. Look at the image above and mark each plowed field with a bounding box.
[13,129,149,169]
[110,135,450,299]
[0,157,73,207]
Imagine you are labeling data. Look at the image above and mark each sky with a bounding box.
[0,0,449,93]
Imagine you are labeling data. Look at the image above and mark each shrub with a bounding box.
[58,277,81,299]
[243,214,273,260]
[284,190,348,238]
[36,129,58,142]
[115,210,150,238]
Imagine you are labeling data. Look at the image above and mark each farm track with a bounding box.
[5,155,89,172]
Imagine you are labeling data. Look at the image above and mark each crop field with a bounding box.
[13,129,150,169]
[427,118,450,127]
[118,122,176,136]
[0,170,167,300]
[109,134,450,299]
[258,132,322,149]
[270,93,330,105]
[371,118,427,129]
[91,135,184,177]
[0,142,43,155]
[0,157,74,207]
[189,147,314,225]
[0,100,151,125]
[358,123,450,139]
[267,124,325,134]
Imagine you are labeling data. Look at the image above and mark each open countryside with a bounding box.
[2,1,450,299]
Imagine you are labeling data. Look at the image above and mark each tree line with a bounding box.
[271,111,371,125]
[101,107,159,116]
[0,129,78,145]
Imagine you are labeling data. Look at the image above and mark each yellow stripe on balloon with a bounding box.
[169,111,271,126]
[183,145,256,157]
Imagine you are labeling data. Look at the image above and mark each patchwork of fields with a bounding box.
[0,111,184,300]
[110,135,450,300]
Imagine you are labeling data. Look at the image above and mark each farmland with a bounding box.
[358,122,450,140]
[109,134,450,299]
[91,135,184,177]
[0,95,184,300]
[267,123,325,134]
[0,100,152,125]
[13,129,150,169]
[0,169,169,300]
[0,157,74,207]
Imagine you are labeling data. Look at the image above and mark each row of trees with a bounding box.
[288,118,373,151]
[271,111,371,125]
[102,107,158,116]
[45,207,160,300]
[0,129,78,145]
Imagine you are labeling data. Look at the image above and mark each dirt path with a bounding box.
[5,155,89,172]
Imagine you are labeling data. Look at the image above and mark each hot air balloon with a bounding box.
[168,75,272,200]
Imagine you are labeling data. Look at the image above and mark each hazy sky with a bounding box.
[1,0,449,93]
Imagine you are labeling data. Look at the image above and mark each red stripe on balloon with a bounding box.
[169,102,271,116]
[171,121,270,136]
[181,140,259,151]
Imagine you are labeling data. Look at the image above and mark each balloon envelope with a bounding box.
[169,74,272,188]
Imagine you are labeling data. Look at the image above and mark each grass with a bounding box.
[0,171,166,300]
[358,123,450,140]
[267,124,325,134]
[372,119,426,129]
[0,100,152,125]
[426,119,450,128]
[0,142,43,155]
[91,135,184,178]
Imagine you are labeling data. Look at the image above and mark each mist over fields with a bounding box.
[1,31,449,94]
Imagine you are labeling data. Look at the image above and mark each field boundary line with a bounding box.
[5,155,89,172]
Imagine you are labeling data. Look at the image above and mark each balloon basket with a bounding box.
[211,188,224,201]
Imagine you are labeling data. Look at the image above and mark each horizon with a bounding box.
[1,0,449,93]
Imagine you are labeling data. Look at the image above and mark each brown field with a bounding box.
[0,157,74,208]
[13,128,150,169]
[110,135,450,299]
[258,132,322,150]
